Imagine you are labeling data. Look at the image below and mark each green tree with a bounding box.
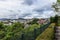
[50,15,58,26]
[50,17,54,23]
[54,15,58,25]
[0,22,6,40]
[0,22,4,30]
[57,0,60,3]
[28,18,39,25]
[0,22,24,40]
[52,0,60,26]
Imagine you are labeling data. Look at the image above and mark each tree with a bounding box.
[52,0,60,26]
[57,0,60,3]
[27,18,39,25]
[50,17,54,23]
[0,22,5,30]
[52,0,60,12]
[54,15,58,26]
[0,22,25,40]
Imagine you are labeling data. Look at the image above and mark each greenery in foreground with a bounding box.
[0,16,59,40]
[50,15,60,26]
[0,22,24,40]
[36,23,55,40]
[0,21,40,40]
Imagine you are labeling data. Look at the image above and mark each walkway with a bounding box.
[55,27,60,40]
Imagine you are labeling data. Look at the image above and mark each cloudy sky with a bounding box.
[0,0,57,19]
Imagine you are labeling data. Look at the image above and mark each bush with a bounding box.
[36,23,55,40]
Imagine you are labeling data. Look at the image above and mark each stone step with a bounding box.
[55,36,60,38]
[55,27,60,30]
[56,39,60,40]
[56,30,60,33]
[55,34,60,38]
[55,33,60,35]
[54,38,60,40]
[55,26,60,40]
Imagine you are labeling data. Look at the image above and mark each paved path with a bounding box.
[55,27,60,40]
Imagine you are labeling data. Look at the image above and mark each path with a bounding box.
[55,27,60,40]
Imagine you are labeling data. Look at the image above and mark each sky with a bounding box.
[0,0,57,19]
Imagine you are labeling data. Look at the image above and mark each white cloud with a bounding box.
[0,0,57,19]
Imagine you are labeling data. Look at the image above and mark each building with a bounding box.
[37,18,50,24]
[0,18,33,25]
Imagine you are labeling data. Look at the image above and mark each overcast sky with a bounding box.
[0,0,57,19]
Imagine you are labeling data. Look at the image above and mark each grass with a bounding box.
[36,23,55,40]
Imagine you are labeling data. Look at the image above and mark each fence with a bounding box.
[19,22,51,40]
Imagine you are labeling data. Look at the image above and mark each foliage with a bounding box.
[54,15,58,26]
[22,24,40,40]
[36,23,55,40]
[20,23,50,40]
[24,24,40,33]
[50,15,59,26]
[0,21,51,40]
[0,22,41,40]
[52,0,60,12]
[27,18,39,25]
[58,16,60,26]
[50,17,55,23]
[0,22,24,40]
[57,0,60,3]
[0,22,4,30]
